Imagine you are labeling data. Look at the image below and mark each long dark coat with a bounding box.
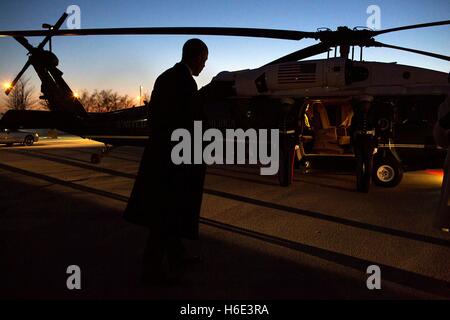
[123,63,206,240]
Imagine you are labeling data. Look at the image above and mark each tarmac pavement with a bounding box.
[1,137,449,300]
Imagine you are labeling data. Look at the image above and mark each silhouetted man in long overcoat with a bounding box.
[124,39,208,283]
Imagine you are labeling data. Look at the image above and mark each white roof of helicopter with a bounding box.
[213,57,449,98]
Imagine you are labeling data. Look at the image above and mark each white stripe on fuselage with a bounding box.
[378,143,430,149]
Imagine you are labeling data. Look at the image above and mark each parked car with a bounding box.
[0,128,39,146]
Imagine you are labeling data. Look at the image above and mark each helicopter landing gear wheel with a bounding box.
[278,146,295,187]
[91,144,116,164]
[356,158,371,193]
[372,156,403,188]
[91,154,101,164]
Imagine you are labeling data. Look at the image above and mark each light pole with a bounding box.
[139,85,143,105]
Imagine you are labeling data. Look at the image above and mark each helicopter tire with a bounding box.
[278,147,295,187]
[91,154,101,164]
[294,156,301,169]
[372,155,403,188]
[356,159,371,193]
[24,135,34,146]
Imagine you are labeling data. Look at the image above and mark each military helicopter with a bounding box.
[0,12,448,189]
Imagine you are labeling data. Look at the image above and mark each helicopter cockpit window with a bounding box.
[349,66,369,83]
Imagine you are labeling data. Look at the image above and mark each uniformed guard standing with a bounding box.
[350,95,377,193]
[433,94,450,232]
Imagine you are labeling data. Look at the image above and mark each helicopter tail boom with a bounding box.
[0,109,71,130]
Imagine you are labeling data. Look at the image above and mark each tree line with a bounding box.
[2,78,149,113]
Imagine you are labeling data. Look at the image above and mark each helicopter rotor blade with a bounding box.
[0,17,447,44]
[264,42,331,66]
[13,36,34,52]
[372,20,450,36]
[0,27,316,41]
[37,12,68,50]
[371,41,450,61]
[5,59,31,95]
[4,13,69,96]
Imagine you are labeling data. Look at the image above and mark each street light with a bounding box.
[3,82,12,90]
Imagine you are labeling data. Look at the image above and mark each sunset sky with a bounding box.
[0,0,449,111]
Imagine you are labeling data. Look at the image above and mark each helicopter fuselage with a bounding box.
[1,51,448,186]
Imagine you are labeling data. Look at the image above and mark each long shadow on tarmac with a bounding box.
[207,170,279,186]
[293,177,356,192]
[0,173,443,300]
[1,162,450,298]
[211,165,356,192]
[74,147,143,163]
[5,150,450,250]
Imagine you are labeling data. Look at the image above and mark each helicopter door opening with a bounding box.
[298,98,354,158]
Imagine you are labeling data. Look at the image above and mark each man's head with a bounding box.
[182,38,208,76]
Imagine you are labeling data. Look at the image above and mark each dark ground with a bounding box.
[1,138,449,300]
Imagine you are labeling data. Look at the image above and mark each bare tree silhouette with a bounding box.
[78,89,135,112]
[4,78,36,111]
